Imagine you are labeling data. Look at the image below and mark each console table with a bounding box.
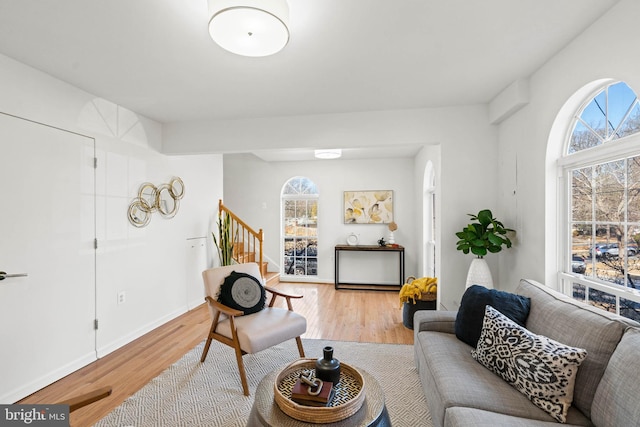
[334,245,405,291]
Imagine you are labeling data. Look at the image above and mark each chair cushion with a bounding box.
[455,284,531,347]
[216,307,307,353]
[218,270,266,315]
[472,306,587,423]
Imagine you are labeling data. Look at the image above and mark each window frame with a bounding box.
[559,81,640,319]
[280,176,319,279]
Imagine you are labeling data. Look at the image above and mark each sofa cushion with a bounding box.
[591,327,640,427]
[414,330,590,425]
[472,306,587,423]
[444,407,590,427]
[515,279,639,418]
[455,284,531,347]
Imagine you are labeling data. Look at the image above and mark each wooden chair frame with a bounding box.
[56,386,113,412]
[200,285,305,396]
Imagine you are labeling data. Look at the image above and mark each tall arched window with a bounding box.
[560,81,640,321]
[281,176,318,277]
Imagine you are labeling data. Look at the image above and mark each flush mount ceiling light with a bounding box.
[314,149,342,160]
[207,0,290,57]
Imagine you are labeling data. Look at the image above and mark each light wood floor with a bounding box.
[18,281,413,427]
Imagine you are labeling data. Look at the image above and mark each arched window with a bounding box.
[281,176,318,277]
[560,81,640,321]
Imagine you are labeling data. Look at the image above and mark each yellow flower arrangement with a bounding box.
[399,276,437,307]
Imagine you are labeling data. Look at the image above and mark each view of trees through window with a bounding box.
[568,82,640,321]
[282,177,318,277]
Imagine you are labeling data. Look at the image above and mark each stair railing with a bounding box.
[218,199,264,277]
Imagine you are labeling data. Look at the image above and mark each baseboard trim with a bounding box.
[96,307,188,359]
[6,352,96,404]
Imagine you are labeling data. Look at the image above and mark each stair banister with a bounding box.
[218,199,264,277]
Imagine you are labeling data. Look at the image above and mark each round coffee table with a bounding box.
[246,367,391,427]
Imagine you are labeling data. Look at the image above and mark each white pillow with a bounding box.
[472,305,587,423]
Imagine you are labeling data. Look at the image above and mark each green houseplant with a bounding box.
[455,209,514,289]
[455,209,513,257]
[212,211,237,266]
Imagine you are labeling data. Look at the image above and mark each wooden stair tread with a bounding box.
[265,271,280,285]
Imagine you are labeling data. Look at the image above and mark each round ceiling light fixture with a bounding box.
[208,0,290,57]
[314,149,342,160]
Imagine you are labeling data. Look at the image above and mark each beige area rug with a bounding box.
[95,338,432,427]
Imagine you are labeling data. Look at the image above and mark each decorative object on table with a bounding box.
[346,233,359,246]
[399,276,438,329]
[455,209,513,289]
[290,371,335,406]
[274,358,365,423]
[377,237,386,247]
[387,221,397,244]
[315,346,341,385]
[344,190,393,224]
[127,177,185,227]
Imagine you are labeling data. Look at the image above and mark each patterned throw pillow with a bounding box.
[217,271,266,315]
[472,305,587,423]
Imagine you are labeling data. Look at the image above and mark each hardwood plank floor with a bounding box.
[18,281,413,427]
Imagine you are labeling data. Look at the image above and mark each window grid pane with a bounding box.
[565,81,640,322]
[282,177,318,277]
[570,82,640,154]
[563,82,640,320]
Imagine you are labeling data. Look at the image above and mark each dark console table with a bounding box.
[334,245,405,291]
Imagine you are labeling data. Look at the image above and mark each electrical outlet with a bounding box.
[117,291,126,305]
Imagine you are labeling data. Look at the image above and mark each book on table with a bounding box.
[290,379,335,407]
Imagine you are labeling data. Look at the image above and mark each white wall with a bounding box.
[214,105,496,310]
[0,52,222,395]
[414,144,442,304]
[223,154,416,284]
[496,0,640,291]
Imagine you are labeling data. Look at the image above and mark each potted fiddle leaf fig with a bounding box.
[455,209,514,288]
[455,209,513,257]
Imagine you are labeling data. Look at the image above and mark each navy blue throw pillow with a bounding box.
[455,284,531,347]
[218,271,266,315]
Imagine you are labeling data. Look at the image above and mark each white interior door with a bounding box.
[0,113,96,403]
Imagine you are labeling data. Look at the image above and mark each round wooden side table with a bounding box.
[246,367,391,427]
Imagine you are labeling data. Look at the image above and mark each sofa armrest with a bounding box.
[414,310,457,334]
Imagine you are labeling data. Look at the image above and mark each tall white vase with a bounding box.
[465,258,493,289]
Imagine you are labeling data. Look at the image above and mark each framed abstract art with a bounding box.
[343,190,393,224]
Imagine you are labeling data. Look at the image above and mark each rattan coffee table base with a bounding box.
[247,367,390,427]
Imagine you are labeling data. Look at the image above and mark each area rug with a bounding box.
[95,339,432,427]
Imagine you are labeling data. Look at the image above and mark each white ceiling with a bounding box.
[0,0,621,158]
[252,145,424,162]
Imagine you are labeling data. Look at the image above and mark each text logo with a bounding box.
[1,405,69,426]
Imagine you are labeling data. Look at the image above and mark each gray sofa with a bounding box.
[413,279,640,427]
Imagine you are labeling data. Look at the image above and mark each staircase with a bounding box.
[217,200,279,283]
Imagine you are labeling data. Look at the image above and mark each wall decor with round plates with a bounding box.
[128,177,185,227]
[346,233,359,246]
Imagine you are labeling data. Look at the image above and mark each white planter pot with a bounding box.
[466,258,493,289]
